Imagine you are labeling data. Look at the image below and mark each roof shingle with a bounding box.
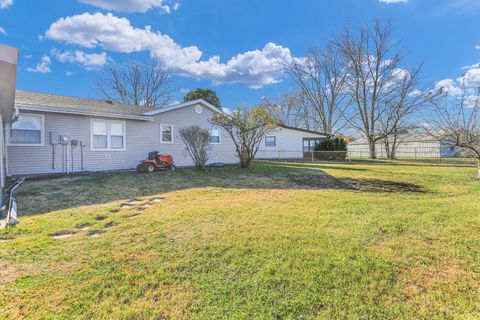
[15,90,155,116]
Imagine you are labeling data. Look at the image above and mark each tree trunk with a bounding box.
[368,139,377,159]
[477,158,480,179]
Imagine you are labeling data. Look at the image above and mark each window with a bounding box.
[265,136,276,147]
[209,129,220,144]
[9,114,44,145]
[160,124,173,143]
[303,138,322,152]
[91,119,126,150]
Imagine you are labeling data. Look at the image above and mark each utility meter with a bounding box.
[60,136,69,144]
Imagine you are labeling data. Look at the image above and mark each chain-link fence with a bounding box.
[255,149,477,165]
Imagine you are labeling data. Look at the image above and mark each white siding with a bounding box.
[256,127,326,159]
[7,104,238,175]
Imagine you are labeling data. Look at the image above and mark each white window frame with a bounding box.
[7,113,45,147]
[90,119,126,151]
[209,128,221,145]
[160,124,174,144]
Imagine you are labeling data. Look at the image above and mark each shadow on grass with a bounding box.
[13,161,424,216]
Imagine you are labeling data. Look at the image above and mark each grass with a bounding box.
[1,160,479,319]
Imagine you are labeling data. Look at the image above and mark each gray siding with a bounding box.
[7,104,238,175]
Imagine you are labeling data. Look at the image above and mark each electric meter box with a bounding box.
[71,139,79,147]
[50,132,60,145]
[60,136,69,144]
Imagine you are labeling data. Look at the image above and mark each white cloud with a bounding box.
[26,55,51,74]
[435,67,480,98]
[65,71,75,76]
[379,0,408,3]
[0,26,6,35]
[435,79,462,96]
[462,62,480,70]
[0,0,12,9]
[51,49,108,69]
[476,45,480,50]
[44,12,295,88]
[78,0,180,13]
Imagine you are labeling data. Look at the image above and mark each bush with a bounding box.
[179,125,212,170]
[314,136,347,160]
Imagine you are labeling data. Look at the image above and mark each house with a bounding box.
[6,90,327,176]
[347,133,459,158]
[256,126,329,159]
[0,45,19,191]
[7,91,239,176]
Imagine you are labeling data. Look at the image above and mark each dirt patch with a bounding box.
[346,178,424,193]
[128,199,142,205]
[120,204,132,209]
[292,175,423,193]
[291,175,355,190]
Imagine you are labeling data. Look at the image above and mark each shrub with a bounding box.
[314,136,347,160]
[179,125,212,170]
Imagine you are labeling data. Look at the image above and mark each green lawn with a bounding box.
[1,161,479,319]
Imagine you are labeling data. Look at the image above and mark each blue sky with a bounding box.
[0,0,479,108]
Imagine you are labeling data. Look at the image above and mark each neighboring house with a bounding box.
[347,133,460,158]
[256,126,328,159]
[7,91,238,176]
[0,45,19,190]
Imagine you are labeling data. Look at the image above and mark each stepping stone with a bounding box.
[126,213,140,219]
[141,203,152,208]
[77,223,91,231]
[0,238,12,243]
[151,198,165,203]
[128,200,142,205]
[51,231,75,239]
[120,204,132,209]
[104,221,118,228]
[88,231,103,238]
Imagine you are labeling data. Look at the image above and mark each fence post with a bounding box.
[311,151,314,162]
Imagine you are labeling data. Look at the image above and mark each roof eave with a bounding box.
[16,104,154,121]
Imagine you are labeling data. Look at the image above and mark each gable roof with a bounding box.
[142,99,224,116]
[15,90,154,121]
[279,125,329,136]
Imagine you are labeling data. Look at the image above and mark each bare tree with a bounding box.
[179,125,212,170]
[210,106,276,168]
[382,124,419,159]
[377,64,433,159]
[97,58,174,108]
[333,19,427,159]
[285,45,349,135]
[427,81,480,178]
[262,93,307,128]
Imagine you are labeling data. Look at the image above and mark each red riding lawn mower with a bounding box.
[137,151,176,173]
